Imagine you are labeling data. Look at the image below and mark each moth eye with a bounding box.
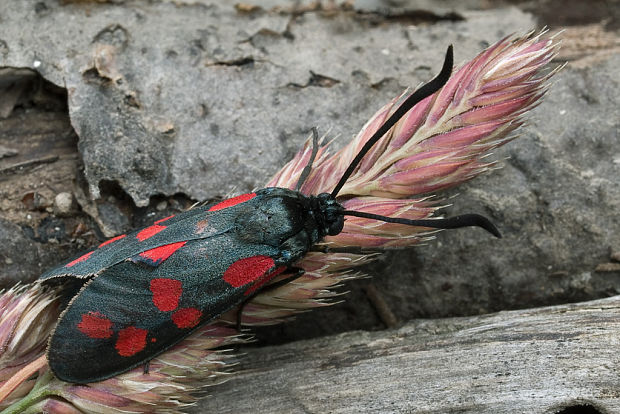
[327,216,344,236]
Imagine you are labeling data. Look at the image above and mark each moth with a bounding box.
[40,45,500,383]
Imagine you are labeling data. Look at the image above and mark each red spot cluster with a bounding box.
[77,312,113,339]
[77,276,203,358]
[136,224,167,242]
[208,192,256,212]
[150,278,183,312]
[70,211,213,359]
[65,251,94,268]
[149,277,203,329]
[77,312,150,357]
[98,234,126,248]
[61,211,175,271]
[223,255,275,288]
[70,211,208,359]
[115,326,148,357]
[139,241,187,265]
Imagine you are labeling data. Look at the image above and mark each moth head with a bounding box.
[313,193,344,236]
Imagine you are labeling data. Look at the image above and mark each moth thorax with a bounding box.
[234,196,305,246]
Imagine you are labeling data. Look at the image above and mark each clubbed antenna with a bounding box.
[330,45,454,198]
[342,210,501,238]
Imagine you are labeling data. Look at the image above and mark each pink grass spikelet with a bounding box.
[0,31,560,413]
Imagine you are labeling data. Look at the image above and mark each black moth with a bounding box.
[40,45,500,383]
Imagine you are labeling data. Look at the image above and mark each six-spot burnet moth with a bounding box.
[39,44,501,384]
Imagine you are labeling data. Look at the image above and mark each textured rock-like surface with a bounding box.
[0,1,534,206]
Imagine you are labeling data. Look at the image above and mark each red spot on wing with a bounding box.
[150,278,183,312]
[136,224,166,241]
[98,234,126,248]
[154,215,175,225]
[223,255,275,288]
[244,266,288,296]
[139,241,187,265]
[208,193,256,212]
[77,312,113,339]
[171,307,202,329]
[65,251,94,268]
[115,326,148,357]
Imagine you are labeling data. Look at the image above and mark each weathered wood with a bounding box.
[197,296,620,413]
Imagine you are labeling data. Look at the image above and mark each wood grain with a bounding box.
[198,296,620,413]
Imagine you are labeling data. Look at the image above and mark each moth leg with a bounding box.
[143,361,150,375]
[263,266,306,292]
[236,267,306,331]
[309,244,329,253]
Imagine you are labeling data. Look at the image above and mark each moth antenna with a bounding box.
[342,210,502,238]
[330,45,453,198]
[295,127,320,191]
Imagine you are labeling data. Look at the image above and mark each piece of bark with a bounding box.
[198,296,620,413]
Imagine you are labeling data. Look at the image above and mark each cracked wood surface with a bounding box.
[198,296,620,413]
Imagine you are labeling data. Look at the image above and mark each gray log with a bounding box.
[199,296,620,413]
